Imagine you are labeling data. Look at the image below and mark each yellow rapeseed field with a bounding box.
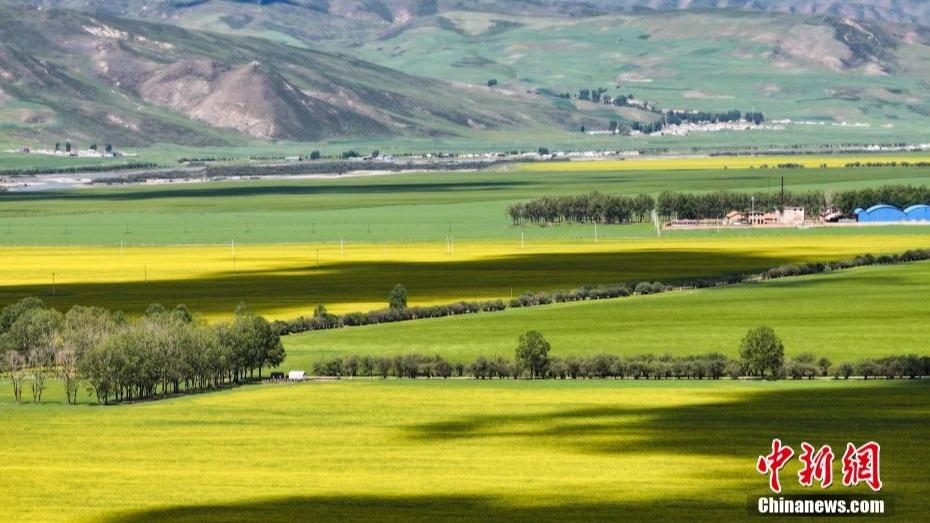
[1,233,928,320]
[517,154,930,172]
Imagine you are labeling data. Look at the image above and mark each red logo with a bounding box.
[756,439,795,493]
[798,442,834,488]
[842,441,883,492]
[757,440,882,493]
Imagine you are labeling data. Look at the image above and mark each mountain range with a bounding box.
[1,1,929,148]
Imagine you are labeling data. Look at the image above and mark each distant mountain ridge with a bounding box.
[16,1,930,30]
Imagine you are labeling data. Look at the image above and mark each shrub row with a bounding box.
[0,162,158,177]
[762,249,930,280]
[273,301,507,335]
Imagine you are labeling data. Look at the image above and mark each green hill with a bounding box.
[343,9,930,140]
[283,260,930,367]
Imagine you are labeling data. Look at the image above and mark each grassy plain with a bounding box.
[0,379,926,522]
[2,234,929,319]
[5,162,930,246]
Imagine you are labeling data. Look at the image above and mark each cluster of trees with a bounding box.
[308,328,930,381]
[739,326,930,380]
[833,185,930,214]
[632,110,765,134]
[506,186,930,223]
[1,299,284,405]
[655,184,930,220]
[656,189,828,219]
[506,192,656,225]
[578,87,610,103]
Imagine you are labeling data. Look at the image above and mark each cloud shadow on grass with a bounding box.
[99,383,930,523]
[405,381,930,458]
[0,249,785,316]
[100,494,734,523]
[0,180,532,202]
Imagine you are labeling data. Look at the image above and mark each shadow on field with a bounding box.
[0,180,530,202]
[406,381,930,458]
[100,493,734,523]
[0,250,782,315]
[102,383,930,522]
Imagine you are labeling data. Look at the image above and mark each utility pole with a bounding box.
[340,237,344,256]
[51,273,55,296]
[521,230,525,249]
[594,222,598,243]
[780,176,785,211]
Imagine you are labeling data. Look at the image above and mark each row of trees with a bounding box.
[506,192,656,225]
[833,185,930,214]
[507,190,825,223]
[512,185,930,222]
[656,189,829,219]
[307,329,930,381]
[274,281,671,336]
[659,184,930,219]
[632,110,765,134]
[762,249,930,281]
[1,299,284,405]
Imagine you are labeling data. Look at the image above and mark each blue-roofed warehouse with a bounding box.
[855,204,930,223]
[904,205,930,221]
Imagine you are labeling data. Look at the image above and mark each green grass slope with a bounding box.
[344,10,930,143]
[284,260,930,367]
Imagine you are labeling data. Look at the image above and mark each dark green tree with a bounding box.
[515,330,550,379]
[739,326,785,379]
[388,284,407,310]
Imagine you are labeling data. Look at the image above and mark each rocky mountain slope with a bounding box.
[0,4,593,146]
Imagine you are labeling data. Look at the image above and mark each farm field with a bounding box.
[518,154,930,172]
[0,379,927,522]
[283,259,930,366]
[5,162,930,246]
[2,234,929,319]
